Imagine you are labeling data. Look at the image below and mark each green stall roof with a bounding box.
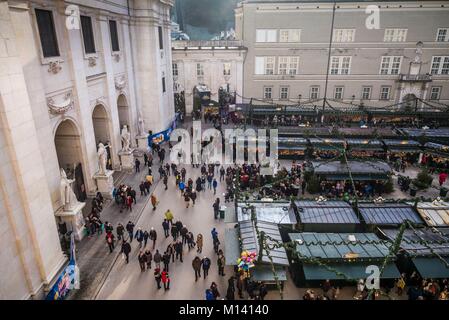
[251,265,287,282]
[224,227,241,266]
[412,257,449,279]
[303,262,400,280]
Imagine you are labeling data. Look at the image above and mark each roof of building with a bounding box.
[358,202,423,225]
[411,201,449,227]
[240,220,290,266]
[310,161,391,175]
[382,139,421,146]
[400,128,449,138]
[380,228,449,256]
[294,200,360,224]
[237,201,297,224]
[289,232,392,260]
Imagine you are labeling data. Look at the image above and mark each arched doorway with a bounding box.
[54,119,87,201]
[117,94,130,135]
[92,104,113,170]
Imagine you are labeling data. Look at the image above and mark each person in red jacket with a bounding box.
[161,270,170,291]
[126,195,133,211]
[439,172,448,186]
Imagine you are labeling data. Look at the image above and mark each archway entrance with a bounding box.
[117,94,130,137]
[92,104,113,170]
[54,119,87,201]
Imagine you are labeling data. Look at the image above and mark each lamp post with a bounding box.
[322,0,337,111]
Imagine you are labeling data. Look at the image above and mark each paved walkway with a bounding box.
[68,151,163,300]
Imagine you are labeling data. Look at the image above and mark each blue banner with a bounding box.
[147,114,179,148]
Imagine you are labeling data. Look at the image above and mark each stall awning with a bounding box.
[387,148,421,153]
[302,262,400,280]
[323,174,389,181]
[224,228,241,266]
[412,257,449,279]
[251,265,287,282]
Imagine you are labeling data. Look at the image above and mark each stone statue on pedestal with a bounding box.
[121,125,131,152]
[137,117,145,136]
[97,142,107,175]
[60,168,79,211]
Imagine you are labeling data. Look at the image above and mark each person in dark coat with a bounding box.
[162,251,171,272]
[180,225,189,246]
[143,230,149,247]
[171,224,178,241]
[210,282,220,299]
[139,181,146,196]
[162,219,170,238]
[126,221,135,242]
[163,174,168,190]
[149,227,157,249]
[166,242,175,263]
[116,223,124,241]
[190,190,197,206]
[138,250,147,272]
[154,267,162,289]
[135,228,144,248]
[174,240,183,262]
[121,239,131,263]
[192,256,202,281]
[144,249,152,269]
[226,276,235,300]
[201,256,211,279]
[105,231,115,253]
[153,249,162,269]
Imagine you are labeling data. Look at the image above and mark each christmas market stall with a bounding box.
[293,200,361,233]
[337,127,398,139]
[421,142,449,171]
[399,128,449,144]
[380,228,449,279]
[412,201,449,227]
[346,139,386,160]
[308,138,345,159]
[288,232,400,287]
[225,220,289,288]
[382,139,421,164]
[357,202,423,231]
[278,137,308,160]
[278,126,332,138]
[308,160,392,182]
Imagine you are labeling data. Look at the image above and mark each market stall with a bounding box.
[309,160,392,181]
[380,228,449,279]
[421,142,449,170]
[293,200,360,233]
[288,232,400,287]
[278,137,308,160]
[308,138,345,159]
[357,202,423,231]
[382,139,421,164]
[346,139,386,160]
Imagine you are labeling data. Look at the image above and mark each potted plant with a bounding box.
[412,169,433,190]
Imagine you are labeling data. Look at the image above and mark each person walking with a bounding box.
[138,250,147,272]
[220,166,225,182]
[166,241,175,263]
[217,249,226,276]
[121,239,131,264]
[180,225,189,246]
[211,227,218,242]
[175,240,183,262]
[135,158,141,173]
[301,179,307,196]
[126,221,135,242]
[135,228,144,248]
[190,189,197,206]
[153,249,162,269]
[161,270,170,291]
[106,231,115,253]
[163,174,168,190]
[212,178,218,195]
[144,153,148,167]
[171,224,178,241]
[154,267,162,290]
[151,194,158,210]
[192,256,202,281]
[149,227,157,249]
[210,282,220,299]
[143,229,149,247]
[196,234,203,253]
[201,256,211,279]
[126,195,133,211]
[213,198,220,219]
[144,248,152,270]
[139,181,146,196]
[184,192,190,208]
[179,180,185,196]
[226,276,235,300]
[116,223,124,241]
[162,251,171,272]
[187,232,195,250]
[213,237,221,255]
[165,209,174,226]
[207,173,213,190]
[162,219,170,238]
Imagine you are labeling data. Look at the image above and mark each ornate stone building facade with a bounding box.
[0,0,174,299]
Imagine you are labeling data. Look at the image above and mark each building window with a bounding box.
[430,56,449,75]
[330,56,351,75]
[81,16,96,54]
[380,86,391,100]
[380,56,402,75]
[35,9,59,58]
[279,29,301,42]
[255,56,275,75]
[430,86,441,100]
[223,63,231,76]
[172,63,178,76]
[158,26,164,50]
[109,20,120,52]
[162,77,166,93]
[436,28,449,42]
[333,29,355,42]
[361,87,372,100]
[263,87,272,99]
[280,87,289,100]
[310,86,320,100]
[196,63,204,76]
[384,28,407,42]
[256,29,277,42]
[334,87,344,100]
[278,56,299,75]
